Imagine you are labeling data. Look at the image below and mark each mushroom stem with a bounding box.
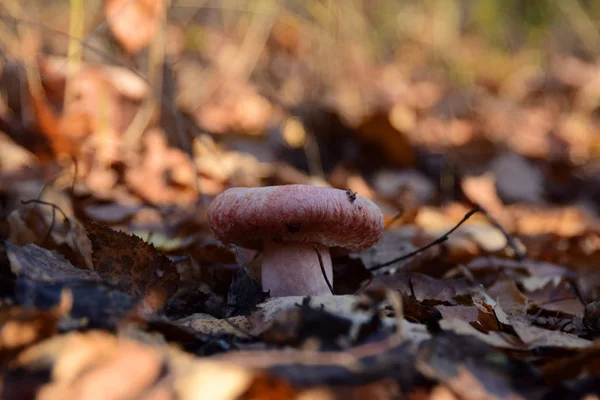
[261,241,333,297]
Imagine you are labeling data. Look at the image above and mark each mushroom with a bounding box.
[207,185,384,296]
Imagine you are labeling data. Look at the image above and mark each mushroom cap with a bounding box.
[208,185,384,252]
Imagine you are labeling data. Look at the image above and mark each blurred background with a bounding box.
[1,0,600,269]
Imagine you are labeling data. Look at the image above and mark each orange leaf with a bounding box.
[105,0,167,54]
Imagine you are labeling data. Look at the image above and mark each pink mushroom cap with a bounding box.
[207,185,384,296]
[207,185,384,251]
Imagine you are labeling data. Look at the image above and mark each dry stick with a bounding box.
[368,206,481,272]
[22,199,70,222]
[313,245,334,295]
[406,275,416,298]
[476,204,527,261]
[42,205,57,245]
[30,180,58,244]
[22,198,68,243]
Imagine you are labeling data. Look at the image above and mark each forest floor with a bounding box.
[1,1,600,399]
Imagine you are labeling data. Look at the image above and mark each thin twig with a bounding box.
[476,204,527,260]
[313,245,334,295]
[30,182,57,244]
[407,275,416,298]
[20,199,89,269]
[368,206,481,272]
[22,199,70,225]
[42,205,57,245]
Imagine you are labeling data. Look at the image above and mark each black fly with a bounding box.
[346,189,357,203]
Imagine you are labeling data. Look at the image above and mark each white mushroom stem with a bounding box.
[261,241,333,297]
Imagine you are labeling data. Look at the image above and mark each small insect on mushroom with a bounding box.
[346,189,357,203]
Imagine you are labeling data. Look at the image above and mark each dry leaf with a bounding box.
[126,129,197,205]
[461,173,504,217]
[0,133,37,172]
[105,0,167,54]
[0,296,69,366]
[5,242,98,282]
[85,222,179,302]
[416,333,527,400]
[175,314,252,338]
[8,330,278,400]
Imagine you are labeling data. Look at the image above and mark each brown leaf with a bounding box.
[435,305,479,323]
[461,173,505,217]
[355,227,418,272]
[27,62,123,159]
[8,330,285,400]
[83,202,142,224]
[540,342,600,382]
[356,113,415,167]
[28,84,74,158]
[125,129,198,205]
[466,256,571,279]
[0,133,37,172]
[509,319,590,349]
[36,335,164,400]
[439,318,524,349]
[370,273,473,304]
[175,314,252,338]
[192,135,269,191]
[524,278,584,316]
[416,333,527,400]
[7,205,93,270]
[473,302,502,333]
[85,222,179,302]
[299,379,400,400]
[104,0,167,54]
[0,294,70,367]
[486,279,591,349]
[236,373,298,400]
[372,169,436,206]
[5,242,98,283]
